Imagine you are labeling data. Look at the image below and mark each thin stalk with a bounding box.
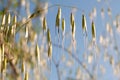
[52,58,60,80]
[52,42,94,79]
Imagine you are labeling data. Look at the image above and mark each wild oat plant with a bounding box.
[0,0,120,80]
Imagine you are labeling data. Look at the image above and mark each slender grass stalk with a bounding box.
[52,42,94,79]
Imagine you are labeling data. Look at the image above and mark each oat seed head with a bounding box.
[48,44,52,59]
[91,21,96,41]
[62,18,65,33]
[43,17,47,32]
[82,14,87,31]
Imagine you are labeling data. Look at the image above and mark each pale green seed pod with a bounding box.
[43,17,47,32]
[62,18,65,33]
[24,72,28,80]
[82,14,87,31]
[47,29,51,44]
[35,44,40,61]
[91,21,96,41]
[48,44,52,59]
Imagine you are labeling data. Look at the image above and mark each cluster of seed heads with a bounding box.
[0,13,17,39]
[0,6,98,80]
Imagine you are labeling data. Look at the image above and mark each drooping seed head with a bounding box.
[82,14,87,31]
[24,72,28,80]
[1,14,6,31]
[55,7,61,27]
[43,17,47,32]
[13,15,17,24]
[11,15,17,36]
[1,44,4,60]
[35,44,40,61]
[91,21,96,41]
[48,44,52,59]
[62,18,65,34]
[3,57,7,71]
[70,12,74,27]
[72,20,76,38]
[21,60,25,73]
[5,13,11,35]
[1,14,6,25]
[58,7,61,20]
[7,13,11,24]
[0,47,1,62]
[47,29,51,44]
[25,26,28,38]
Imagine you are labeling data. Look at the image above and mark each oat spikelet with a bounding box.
[70,13,75,39]
[3,57,7,71]
[2,14,6,25]
[1,14,6,31]
[55,7,61,33]
[11,15,17,36]
[1,44,4,61]
[91,21,96,41]
[62,18,65,34]
[5,13,11,36]
[43,17,47,32]
[70,13,74,27]
[7,13,11,24]
[56,7,61,27]
[35,44,40,61]
[47,29,51,45]
[21,60,25,73]
[0,47,1,70]
[82,14,87,32]
[25,26,28,38]
[24,72,28,80]
[72,20,76,39]
[48,44,52,59]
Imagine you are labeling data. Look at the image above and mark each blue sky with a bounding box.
[45,0,120,80]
